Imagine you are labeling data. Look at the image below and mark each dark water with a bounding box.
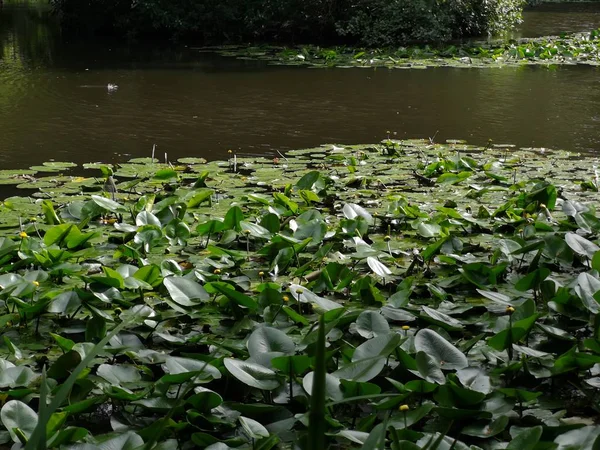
[1,1,600,169]
[519,2,600,37]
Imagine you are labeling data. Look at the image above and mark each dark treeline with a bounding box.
[50,0,525,46]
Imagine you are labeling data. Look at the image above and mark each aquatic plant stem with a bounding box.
[308,314,326,450]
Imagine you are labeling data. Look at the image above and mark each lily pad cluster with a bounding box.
[2,139,600,448]
[212,28,600,69]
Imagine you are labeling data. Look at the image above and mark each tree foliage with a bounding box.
[50,0,524,45]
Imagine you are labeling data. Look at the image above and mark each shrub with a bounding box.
[50,0,524,45]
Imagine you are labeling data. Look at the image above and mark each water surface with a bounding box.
[1,1,600,169]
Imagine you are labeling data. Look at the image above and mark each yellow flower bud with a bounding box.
[384,235,391,242]
[399,404,409,412]
[258,271,265,277]
[244,229,251,234]
[506,306,515,314]
[540,203,546,209]
[214,269,221,275]
[296,289,304,294]
[402,325,410,330]
[282,295,289,302]
[19,231,27,239]
[32,281,39,287]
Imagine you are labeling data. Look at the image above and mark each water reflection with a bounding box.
[0,1,54,68]
[519,2,600,38]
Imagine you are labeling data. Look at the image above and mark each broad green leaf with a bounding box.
[366,257,392,277]
[247,327,295,358]
[0,400,38,443]
[223,358,279,390]
[507,426,542,450]
[353,311,390,339]
[565,232,599,260]
[210,282,258,310]
[414,329,468,370]
[163,276,209,306]
[333,357,386,382]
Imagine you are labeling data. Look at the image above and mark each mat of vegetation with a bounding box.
[211,28,600,68]
[2,139,600,449]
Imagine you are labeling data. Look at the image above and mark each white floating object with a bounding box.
[107,83,118,91]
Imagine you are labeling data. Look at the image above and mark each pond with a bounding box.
[1,1,600,169]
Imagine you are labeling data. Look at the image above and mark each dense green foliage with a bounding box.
[217,27,600,68]
[3,140,600,448]
[49,0,524,45]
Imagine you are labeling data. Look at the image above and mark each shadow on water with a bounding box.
[1,1,600,170]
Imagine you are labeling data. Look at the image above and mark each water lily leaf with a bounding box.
[44,224,74,247]
[47,291,81,315]
[134,264,162,287]
[240,221,272,239]
[163,276,209,306]
[239,416,269,439]
[414,352,445,384]
[85,316,107,342]
[154,168,178,180]
[289,284,342,311]
[343,203,373,224]
[210,282,258,310]
[565,232,599,260]
[359,423,386,450]
[507,425,542,450]
[349,334,400,364]
[576,272,600,314]
[186,189,214,208]
[247,327,295,358]
[0,366,36,388]
[187,387,223,412]
[414,329,468,370]
[477,289,512,305]
[97,364,141,385]
[136,211,161,227]
[461,415,509,438]
[134,224,164,252]
[91,195,127,213]
[421,306,463,330]
[389,403,434,429]
[48,351,81,381]
[96,431,144,450]
[224,358,279,390]
[271,355,312,376]
[335,430,370,445]
[303,372,344,401]
[456,368,492,394]
[0,400,38,443]
[554,425,600,450]
[163,357,221,380]
[488,314,539,351]
[223,206,244,231]
[294,221,326,243]
[353,311,390,339]
[333,357,386,382]
[417,222,441,238]
[366,256,392,277]
[536,323,576,342]
[515,268,551,292]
